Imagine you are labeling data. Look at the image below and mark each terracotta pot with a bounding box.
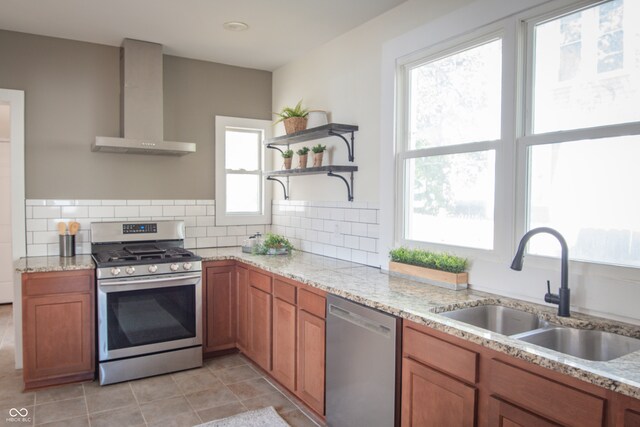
[283,157,292,169]
[283,117,307,134]
[298,154,308,169]
[313,152,324,167]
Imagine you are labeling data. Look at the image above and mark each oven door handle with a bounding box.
[99,274,202,287]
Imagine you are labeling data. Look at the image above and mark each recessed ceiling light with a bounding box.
[223,21,249,32]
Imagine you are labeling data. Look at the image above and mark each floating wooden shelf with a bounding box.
[264,123,358,146]
[265,165,358,176]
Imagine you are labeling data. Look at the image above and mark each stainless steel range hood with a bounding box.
[93,39,196,156]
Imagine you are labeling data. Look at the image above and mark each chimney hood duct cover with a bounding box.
[93,39,196,155]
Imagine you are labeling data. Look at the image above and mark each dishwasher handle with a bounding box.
[329,304,392,338]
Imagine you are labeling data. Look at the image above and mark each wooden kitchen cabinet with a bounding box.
[488,397,561,427]
[402,357,476,427]
[272,295,297,391]
[247,270,272,371]
[203,262,237,354]
[236,265,249,352]
[297,297,326,416]
[22,270,95,390]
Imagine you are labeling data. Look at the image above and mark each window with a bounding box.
[215,116,271,225]
[398,36,503,250]
[522,0,640,268]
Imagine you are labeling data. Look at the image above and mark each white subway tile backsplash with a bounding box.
[344,235,359,249]
[197,215,216,227]
[185,205,206,217]
[140,206,163,217]
[62,206,88,218]
[186,226,207,238]
[351,222,367,237]
[89,206,114,218]
[115,206,139,217]
[26,219,47,232]
[163,205,185,217]
[33,206,61,219]
[359,237,376,252]
[217,236,237,247]
[359,209,377,224]
[127,200,151,206]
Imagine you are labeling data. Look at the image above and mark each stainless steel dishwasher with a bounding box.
[326,294,400,427]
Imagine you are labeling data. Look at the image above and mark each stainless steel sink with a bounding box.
[516,327,640,361]
[440,305,547,336]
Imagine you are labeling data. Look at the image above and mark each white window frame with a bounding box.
[394,24,514,261]
[215,116,272,226]
[514,0,640,281]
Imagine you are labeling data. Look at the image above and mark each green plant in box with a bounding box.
[389,247,467,274]
[273,100,309,124]
[253,233,294,255]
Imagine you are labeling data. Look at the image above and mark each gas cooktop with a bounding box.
[92,245,200,267]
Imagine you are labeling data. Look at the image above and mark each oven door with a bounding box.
[97,272,202,361]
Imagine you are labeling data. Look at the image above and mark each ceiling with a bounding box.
[0,0,406,71]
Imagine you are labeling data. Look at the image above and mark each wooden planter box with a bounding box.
[389,261,468,291]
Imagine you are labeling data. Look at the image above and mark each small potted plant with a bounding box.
[389,247,468,290]
[297,146,310,169]
[273,100,309,135]
[282,149,294,169]
[311,144,327,167]
[253,233,294,255]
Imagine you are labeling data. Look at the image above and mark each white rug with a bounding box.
[194,406,290,427]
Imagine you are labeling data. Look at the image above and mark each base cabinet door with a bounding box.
[297,310,325,415]
[401,357,476,427]
[488,397,561,427]
[247,285,272,371]
[236,266,249,352]
[22,270,95,389]
[272,297,297,391]
[204,265,237,353]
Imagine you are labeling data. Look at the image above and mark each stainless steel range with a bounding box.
[91,220,202,385]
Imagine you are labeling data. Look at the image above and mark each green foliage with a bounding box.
[282,149,294,158]
[273,100,309,124]
[253,233,294,255]
[296,146,310,155]
[389,247,467,274]
[311,144,326,153]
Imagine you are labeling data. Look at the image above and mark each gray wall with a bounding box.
[0,30,272,199]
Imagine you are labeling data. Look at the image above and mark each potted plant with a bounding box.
[282,149,294,169]
[253,233,294,255]
[297,146,310,169]
[274,100,309,135]
[389,247,468,290]
[311,144,327,167]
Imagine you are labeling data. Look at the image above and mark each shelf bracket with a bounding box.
[328,130,355,162]
[327,171,354,201]
[266,144,285,155]
[267,176,289,200]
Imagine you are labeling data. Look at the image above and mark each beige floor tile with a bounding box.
[281,409,321,427]
[197,401,247,423]
[139,396,193,425]
[172,369,221,395]
[85,384,136,414]
[37,415,89,427]
[227,377,277,400]
[242,391,296,414]
[204,354,247,372]
[82,380,130,396]
[130,375,181,404]
[0,375,35,409]
[146,410,201,427]
[89,405,145,427]
[213,365,261,385]
[184,387,239,411]
[0,405,33,427]
[35,383,84,404]
[33,397,86,425]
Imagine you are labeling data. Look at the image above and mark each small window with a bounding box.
[215,116,271,225]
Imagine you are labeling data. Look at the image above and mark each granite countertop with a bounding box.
[14,248,640,399]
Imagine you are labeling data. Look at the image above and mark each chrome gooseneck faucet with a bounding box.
[510,227,571,317]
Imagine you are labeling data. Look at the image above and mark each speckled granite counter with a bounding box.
[12,248,640,399]
[196,247,640,400]
[14,254,95,273]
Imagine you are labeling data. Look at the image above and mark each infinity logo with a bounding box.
[9,408,28,417]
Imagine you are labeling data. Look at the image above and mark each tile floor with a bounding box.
[0,304,323,427]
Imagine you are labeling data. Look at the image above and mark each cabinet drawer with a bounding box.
[489,359,604,427]
[298,289,325,319]
[249,270,272,293]
[23,270,93,296]
[274,279,297,304]
[403,325,477,384]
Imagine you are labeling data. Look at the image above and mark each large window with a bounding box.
[398,36,502,250]
[215,116,271,225]
[522,0,640,268]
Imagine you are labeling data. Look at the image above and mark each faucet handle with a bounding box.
[545,280,560,305]
[546,280,551,295]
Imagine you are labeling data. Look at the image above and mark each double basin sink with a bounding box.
[440,305,640,361]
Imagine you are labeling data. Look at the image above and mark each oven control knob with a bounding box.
[125,266,135,275]
[183,262,192,271]
[148,265,158,273]
[170,263,179,271]
[111,267,121,276]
